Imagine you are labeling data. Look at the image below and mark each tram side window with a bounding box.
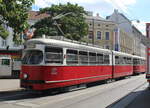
[140,60,144,65]
[115,56,120,64]
[79,51,88,64]
[141,60,145,65]
[89,52,96,64]
[142,60,145,65]
[127,57,132,64]
[66,49,78,65]
[123,57,129,64]
[97,53,103,64]
[137,59,140,65]
[1,59,10,65]
[133,59,138,65]
[45,47,63,64]
[122,57,125,64]
[104,54,110,64]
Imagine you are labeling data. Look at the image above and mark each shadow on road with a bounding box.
[126,88,150,108]
[107,87,150,108]
[0,89,64,102]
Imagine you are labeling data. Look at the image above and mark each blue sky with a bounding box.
[32,0,149,35]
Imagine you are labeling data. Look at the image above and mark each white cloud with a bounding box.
[133,21,146,35]
[105,0,136,13]
[33,0,114,16]
[34,0,100,8]
[33,0,136,13]
[33,0,137,19]
[34,0,50,8]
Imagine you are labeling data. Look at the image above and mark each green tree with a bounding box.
[0,0,34,43]
[33,3,88,41]
[0,25,9,39]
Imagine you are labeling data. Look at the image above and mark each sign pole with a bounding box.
[146,23,150,88]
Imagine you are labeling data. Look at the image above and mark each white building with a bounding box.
[106,9,146,57]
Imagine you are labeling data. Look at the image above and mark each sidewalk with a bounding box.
[0,79,21,92]
[107,82,149,108]
[126,88,150,108]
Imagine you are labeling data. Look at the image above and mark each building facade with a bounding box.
[84,12,134,54]
[106,9,146,56]
[84,14,116,50]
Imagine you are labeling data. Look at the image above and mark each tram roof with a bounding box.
[26,38,111,53]
[132,55,146,59]
[112,50,133,57]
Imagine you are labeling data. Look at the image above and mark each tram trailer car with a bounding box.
[112,51,133,78]
[20,38,143,91]
[133,55,146,74]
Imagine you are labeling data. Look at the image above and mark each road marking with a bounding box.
[4,101,17,104]
[15,102,39,107]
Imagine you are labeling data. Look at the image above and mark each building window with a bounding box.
[106,25,109,27]
[98,24,101,26]
[88,31,93,39]
[105,32,109,40]
[97,31,101,40]
[1,59,10,66]
[105,45,110,49]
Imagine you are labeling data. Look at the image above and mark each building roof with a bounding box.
[106,9,131,24]
[85,15,114,24]
[85,15,106,21]
[132,25,142,35]
[28,11,50,20]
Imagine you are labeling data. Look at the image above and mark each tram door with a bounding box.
[0,57,12,77]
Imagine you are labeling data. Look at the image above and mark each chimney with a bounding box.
[96,13,99,17]
[114,9,118,14]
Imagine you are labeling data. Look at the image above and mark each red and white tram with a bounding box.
[20,38,113,90]
[133,55,146,74]
[20,38,145,91]
[112,51,133,78]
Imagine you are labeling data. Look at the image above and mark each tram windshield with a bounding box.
[22,50,43,65]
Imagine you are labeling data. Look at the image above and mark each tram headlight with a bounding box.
[23,73,28,79]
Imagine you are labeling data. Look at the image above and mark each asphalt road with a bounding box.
[0,74,148,108]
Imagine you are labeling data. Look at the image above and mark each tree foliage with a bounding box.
[33,3,88,41]
[0,25,9,39]
[0,0,34,41]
